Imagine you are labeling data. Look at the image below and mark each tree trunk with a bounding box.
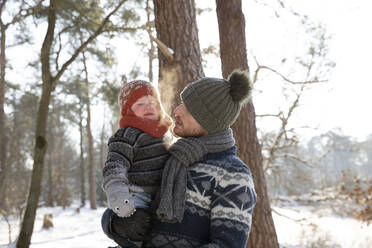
[0,20,9,208]
[153,0,204,114]
[216,1,279,247]
[99,110,105,170]
[82,51,97,209]
[146,0,155,82]
[16,85,54,248]
[79,98,86,207]
[16,1,125,245]
[16,1,56,246]
[46,109,55,207]
[46,149,53,207]
[86,88,97,209]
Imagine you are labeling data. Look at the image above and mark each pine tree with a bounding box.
[216,1,279,247]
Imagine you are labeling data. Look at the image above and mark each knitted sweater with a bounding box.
[102,126,170,195]
[143,146,257,248]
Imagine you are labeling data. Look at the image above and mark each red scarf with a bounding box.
[119,112,171,138]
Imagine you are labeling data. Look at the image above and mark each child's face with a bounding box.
[131,95,159,120]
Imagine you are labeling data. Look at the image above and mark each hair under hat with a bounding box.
[180,70,253,134]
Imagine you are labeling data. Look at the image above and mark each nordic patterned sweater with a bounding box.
[102,126,170,195]
[143,146,257,248]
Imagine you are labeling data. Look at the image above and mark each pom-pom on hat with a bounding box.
[180,70,253,134]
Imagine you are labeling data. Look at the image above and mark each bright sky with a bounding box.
[5,0,372,142]
[197,0,372,141]
[285,0,372,140]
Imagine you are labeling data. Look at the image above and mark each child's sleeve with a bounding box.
[102,127,137,190]
[102,127,142,217]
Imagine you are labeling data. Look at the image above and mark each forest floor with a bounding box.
[273,188,372,248]
[1,190,371,248]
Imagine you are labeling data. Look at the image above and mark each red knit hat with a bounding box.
[118,80,159,116]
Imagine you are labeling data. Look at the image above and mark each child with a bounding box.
[101,80,172,248]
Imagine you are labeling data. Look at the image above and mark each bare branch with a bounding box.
[0,1,7,23]
[55,26,73,72]
[149,34,174,63]
[6,40,29,48]
[252,53,327,85]
[275,153,313,168]
[271,208,308,223]
[257,65,326,85]
[104,25,144,33]
[52,0,127,89]
[7,1,45,27]
[256,113,280,118]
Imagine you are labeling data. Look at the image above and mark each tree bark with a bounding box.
[17,1,126,246]
[99,111,105,170]
[216,0,279,247]
[0,14,9,208]
[0,0,48,210]
[16,81,54,248]
[45,104,55,207]
[16,1,56,246]
[46,136,54,207]
[79,98,86,207]
[82,50,97,209]
[146,0,155,82]
[153,0,204,114]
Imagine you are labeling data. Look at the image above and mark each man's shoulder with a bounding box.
[201,147,251,174]
[194,151,254,189]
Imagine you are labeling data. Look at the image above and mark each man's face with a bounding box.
[173,103,208,137]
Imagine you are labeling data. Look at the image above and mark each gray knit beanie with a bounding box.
[180,70,253,134]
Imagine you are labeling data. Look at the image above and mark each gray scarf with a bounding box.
[156,128,235,223]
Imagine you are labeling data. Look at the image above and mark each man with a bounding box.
[102,70,257,248]
[143,70,257,248]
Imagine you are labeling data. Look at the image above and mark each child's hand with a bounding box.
[106,182,136,217]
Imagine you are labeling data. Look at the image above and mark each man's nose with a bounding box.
[174,105,180,116]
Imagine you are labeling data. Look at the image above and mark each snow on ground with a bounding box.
[273,205,372,248]
[1,201,372,248]
[0,205,116,248]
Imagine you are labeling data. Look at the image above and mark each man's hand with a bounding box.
[129,185,152,209]
[132,192,152,209]
[112,208,152,242]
